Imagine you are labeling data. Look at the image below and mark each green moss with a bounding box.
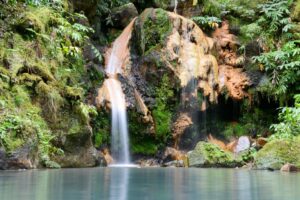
[291,0,300,22]
[17,7,53,33]
[152,75,174,140]
[91,111,110,148]
[64,86,83,100]
[131,137,158,155]
[35,81,64,120]
[141,8,172,54]
[128,111,159,155]
[188,142,243,167]
[12,85,31,107]
[0,1,99,168]
[75,102,97,124]
[254,137,300,170]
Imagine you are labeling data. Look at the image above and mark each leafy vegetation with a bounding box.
[0,1,102,168]
[253,40,300,103]
[96,0,130,25]
[191,16,221,31]
[270,95,300,140]
[141,8,172,54]
[152,75,174,142]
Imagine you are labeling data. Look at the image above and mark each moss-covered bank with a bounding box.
[0,2,104,169]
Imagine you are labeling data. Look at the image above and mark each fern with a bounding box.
[91,45,103,63]
[253,40,300,101]
[270,94,300,140]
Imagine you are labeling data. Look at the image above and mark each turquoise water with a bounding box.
[0,168,299,200]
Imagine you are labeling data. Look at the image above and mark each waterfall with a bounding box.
[174,0,178,14]
[104,19,136,165]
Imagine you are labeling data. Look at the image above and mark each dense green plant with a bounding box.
[54,13,94,59]
[0,2,100,168]
[96,0,130,25]
[240,0,294,45]
[7,0,62,6]
[91,111,110,148]
[142,8,172,54]
[152,75,174,141]
[253,40,300,102]
[270,94,300,139]
[191,16,221,31]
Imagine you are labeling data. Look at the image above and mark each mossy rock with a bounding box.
[188,142,243,168]
[291,0,300,22]
[64,86,83,101]
[254,137,300,170]
[16,7,53,33]
[136,8,172,55]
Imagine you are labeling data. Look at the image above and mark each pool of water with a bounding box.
[0,167,299,200]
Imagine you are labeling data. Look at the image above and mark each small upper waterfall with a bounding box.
[104,19,136,165]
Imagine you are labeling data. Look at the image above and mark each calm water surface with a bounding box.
[0,167,299,200]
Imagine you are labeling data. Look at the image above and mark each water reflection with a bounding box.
[108,168,129,200]
[1,168,300,200]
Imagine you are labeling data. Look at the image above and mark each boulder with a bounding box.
[0,145,38,170]
[234,136,250,153]
[254,137,300,170]
[163,160,184,167]
[111,3,138,28]
[52,127,102,168]
[281,163,299,172]
[188,142,243,168]
[137,158,161,167]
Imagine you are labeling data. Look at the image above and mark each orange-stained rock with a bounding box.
[218,65,250,100]
[172,113,193,149]
[163,147,188,167]
[102,148,114,165]
[256,137,268,148]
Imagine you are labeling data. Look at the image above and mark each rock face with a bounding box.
[52,130,102,168]
[0,146,38,170]
[213,21,251,100]
[0,4,103,169]
[188,142,243,168]
[254,137,300,170]
[96,8,258,157]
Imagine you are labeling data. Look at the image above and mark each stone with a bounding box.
[188,142,243,168]
[52,127,101,168]
[234,136,250,153]
[111,3,138,28]
[0,146,38,170]
[254,137,300,170]
[281,163,299,172]
[137,158,161,167]
[163,160,184,167]
[162,147,186,164]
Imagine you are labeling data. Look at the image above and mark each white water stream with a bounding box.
[104,19,136,165]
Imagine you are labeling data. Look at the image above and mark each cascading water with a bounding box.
[105,79,130,164]
[104,19,136,165]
